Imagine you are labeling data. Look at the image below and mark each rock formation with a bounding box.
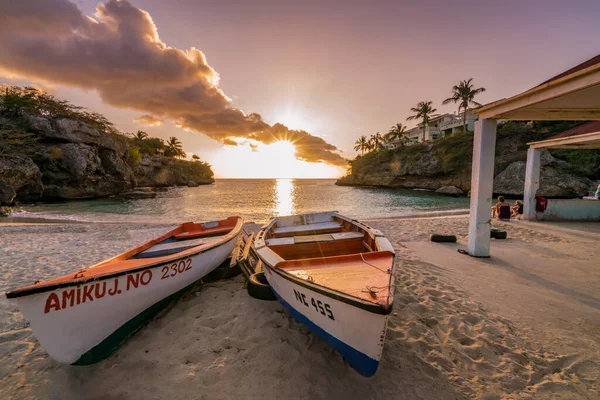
[0,115,213,205]
[338,122,599,198]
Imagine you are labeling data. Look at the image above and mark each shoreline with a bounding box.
[2,208,471,225]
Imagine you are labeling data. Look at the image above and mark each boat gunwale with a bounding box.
[5,217,244,299]
[263,256,394,315]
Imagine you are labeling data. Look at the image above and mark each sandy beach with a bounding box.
[1,216,599,400]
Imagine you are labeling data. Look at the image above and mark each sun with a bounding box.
[269,140,296,157]
[206,139,344,178]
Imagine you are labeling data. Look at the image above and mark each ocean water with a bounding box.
[13,179,470,223]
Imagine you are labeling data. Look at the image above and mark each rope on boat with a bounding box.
[359,253,391,300]
[359,253,390,275]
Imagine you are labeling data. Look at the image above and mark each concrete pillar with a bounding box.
[523,147,541,220]
[467,119,497,257]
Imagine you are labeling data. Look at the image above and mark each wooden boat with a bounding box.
[5,216,243,365]
[254,211,395,377]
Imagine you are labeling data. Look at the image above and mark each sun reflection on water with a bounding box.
[274,178,296,216]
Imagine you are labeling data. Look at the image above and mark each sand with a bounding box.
[0,216,599,399]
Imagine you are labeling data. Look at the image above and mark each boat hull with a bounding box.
[10,235,238,365]
[262,264,390,377]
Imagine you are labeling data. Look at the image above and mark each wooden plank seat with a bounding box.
[174,226,232,240]
[134,237,208,259]
[266,231,364,246]
[271,221,342,238]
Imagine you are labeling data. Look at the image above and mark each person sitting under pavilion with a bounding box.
[491,196,511,220]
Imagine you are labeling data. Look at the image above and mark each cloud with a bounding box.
[0,0,346,167]
[222,138,238,146]
[133,114,164,126]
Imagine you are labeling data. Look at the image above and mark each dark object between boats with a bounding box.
[430,234,457,243]
[247,272,277,301]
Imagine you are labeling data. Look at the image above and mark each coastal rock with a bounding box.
[4,114,213,202]
[493,161,592,197]
[47,180,132,200]
[49,118,116,150]
[338,122,598,199]
[98,148,136,185]
[115,191,157,200]
[133,156,213,187]
[60,143,103,181]
[435,186,464,196]
[0,206,12,217]
[0,156,43,202]
[26,115,54,136]
[0,181,16,205]
[540,149,557,167]
[187,180,200,187]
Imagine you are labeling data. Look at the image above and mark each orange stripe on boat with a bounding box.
[7,216,242,297]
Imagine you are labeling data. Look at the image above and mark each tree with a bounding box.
[442,78,486,132]
[0,85,116,133]
[354,135,369,155]
[407,101,437,142]
[192,154,200,161]
[385,123,407,144]
[370,132,383,151]
[134,130,148,141]
[166,136,186,158]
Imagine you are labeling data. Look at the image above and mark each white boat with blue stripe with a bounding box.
[254,212,395,377]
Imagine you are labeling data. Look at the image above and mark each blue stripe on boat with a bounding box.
[272,288,379,377]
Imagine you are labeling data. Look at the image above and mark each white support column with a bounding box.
[523,147,541,220]
[467,119,497,257]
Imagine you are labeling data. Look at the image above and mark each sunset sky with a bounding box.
[1,0,599,178]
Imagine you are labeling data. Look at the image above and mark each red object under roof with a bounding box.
[545,121,600,141]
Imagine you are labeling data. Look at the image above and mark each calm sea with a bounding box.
[13,179,470,223]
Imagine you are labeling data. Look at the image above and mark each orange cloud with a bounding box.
[0,0,346,166]
[133,114,164,126]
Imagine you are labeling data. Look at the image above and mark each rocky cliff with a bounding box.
[337,121,600,198]
[0,115,214,205]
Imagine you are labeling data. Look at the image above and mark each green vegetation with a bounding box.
[385,123,407,144]
[128,147,142,163]
[442,78,486,132]
[354,135,369,155]
[346,121,600,182]
[166,136,186,158]
[1,86,115,133]
[407,100,437,142]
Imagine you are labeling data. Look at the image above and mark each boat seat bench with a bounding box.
[134,237,208,258]
[266,231,364,246]
[271,221,343,238]
[174,226,232,240]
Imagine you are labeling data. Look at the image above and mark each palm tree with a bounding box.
[167,136,185,158]
[385,123,407,144]
[354,135,369,155]
[407,101,437,142]
[370,132,383,151]
[134,130,148,141]
[442,78,486,132]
